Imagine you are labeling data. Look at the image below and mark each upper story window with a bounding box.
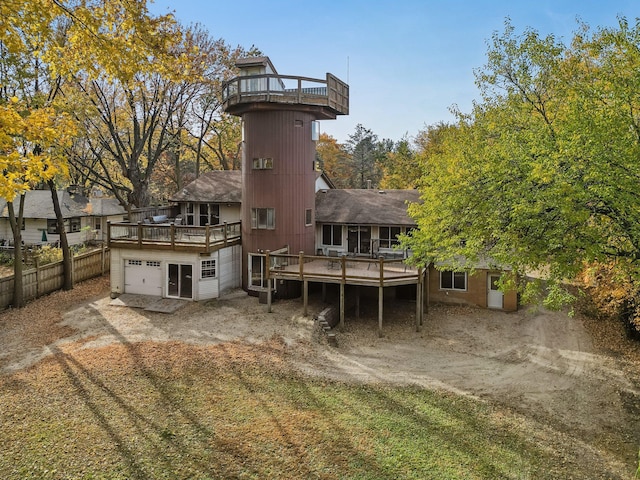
[305,209,312,226]
[199,203,220,226]
[379,226,403,248]
[322,224,342,246]
[251,208,275,229]
[252,157,273,170]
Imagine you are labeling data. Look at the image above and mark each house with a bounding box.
[0,188,126,247]
[107,56,516,324]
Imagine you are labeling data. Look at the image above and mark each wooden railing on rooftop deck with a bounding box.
[107,221,241,253]
[222,73,349,116]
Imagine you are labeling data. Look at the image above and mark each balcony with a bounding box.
[107,221,241,253]
[222,73,349,119]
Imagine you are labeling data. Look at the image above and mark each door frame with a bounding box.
[487,273,504,309]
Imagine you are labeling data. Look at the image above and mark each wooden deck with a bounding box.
[222,73,349,118]
[268,254,420,288]
[107,221,241,253]
[264,252,427,336]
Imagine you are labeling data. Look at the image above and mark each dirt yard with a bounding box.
[1,275,639,477]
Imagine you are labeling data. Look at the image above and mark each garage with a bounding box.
[124,259,162,296]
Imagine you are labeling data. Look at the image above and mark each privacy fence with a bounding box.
[0,246,110,311]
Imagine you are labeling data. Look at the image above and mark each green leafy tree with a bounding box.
[405,18,640,316]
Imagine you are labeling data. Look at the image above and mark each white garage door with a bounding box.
[124,260,162,296]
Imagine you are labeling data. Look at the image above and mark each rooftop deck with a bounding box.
[107,221,241,253]
[222,73,349,118]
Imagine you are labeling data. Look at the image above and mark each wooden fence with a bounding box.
[0,246,110,311]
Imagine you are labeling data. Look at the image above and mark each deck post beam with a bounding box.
[265,250,272,313]
[303,279,308,317]
[378,256,384,338]
[340,283,345,329]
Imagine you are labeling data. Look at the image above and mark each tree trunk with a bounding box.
[48,181,73,291]
[8,199,24,308]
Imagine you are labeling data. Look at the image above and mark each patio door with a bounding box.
[347,226,371,255]
[487,274,503,309]
[168,263,193,299]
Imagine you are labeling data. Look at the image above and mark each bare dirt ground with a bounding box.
[1,275,639,477]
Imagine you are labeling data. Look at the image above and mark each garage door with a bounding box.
[124,260,162,296]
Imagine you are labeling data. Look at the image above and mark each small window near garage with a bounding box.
[201,259,216,279]
[127,259,142,266]
[146,261,160,267]
[440,270,467,291]
[252,157,273,170]
[305,209,312,226]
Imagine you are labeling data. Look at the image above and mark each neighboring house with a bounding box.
[0,189,126,247]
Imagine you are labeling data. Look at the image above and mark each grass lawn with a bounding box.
[0,338,604,479]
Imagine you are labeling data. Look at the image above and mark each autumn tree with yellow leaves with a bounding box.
[0,0,182,306]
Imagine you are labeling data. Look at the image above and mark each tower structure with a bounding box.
[222,56,349,292]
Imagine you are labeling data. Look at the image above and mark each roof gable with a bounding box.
[0,190,125,219]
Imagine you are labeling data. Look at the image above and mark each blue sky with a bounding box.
[150,0,638,144]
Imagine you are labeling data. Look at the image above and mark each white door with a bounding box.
[487,274,503,309]
[124,260,162,296]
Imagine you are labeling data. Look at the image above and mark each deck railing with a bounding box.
[222,73,349,116]
[107,221,241,253]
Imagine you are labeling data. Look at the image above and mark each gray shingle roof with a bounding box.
[169,171,242,204]
[315,189,421,226]
[0,190,125,219]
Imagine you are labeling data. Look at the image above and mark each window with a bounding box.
[305,209,312,226]
[201,259,216,279]
[252,157,273,169]
[70,217,81,233]
[440,270,467,291]
[199,203,220,226]
[322,224,342,246]
[95,218,101,230]
[127,259,142,266]
[146,261,160,267]
[185,203,195,225]
[251,208,275,229]
[379,226,402,248]
[47,219,59,234]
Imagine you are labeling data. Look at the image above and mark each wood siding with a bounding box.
[241,110,317,288]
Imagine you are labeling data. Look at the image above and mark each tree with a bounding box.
[315,133,350,187]
[405,17,640,316]
[1,0,184,301]
[0,99,75,307]
[344,124,382,189]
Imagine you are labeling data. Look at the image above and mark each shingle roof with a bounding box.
[315,189,421,226]
[169,170,242,204]
[0,190,125,219]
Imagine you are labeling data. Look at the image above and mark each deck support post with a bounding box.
[378,256,384,338]
[322,282,327,302]
[265,250,272,313]
[355,286,360,319]
[378,285,383,338]
[340,283,345,329]
[416,267,422,332]
[303,279,308,317]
